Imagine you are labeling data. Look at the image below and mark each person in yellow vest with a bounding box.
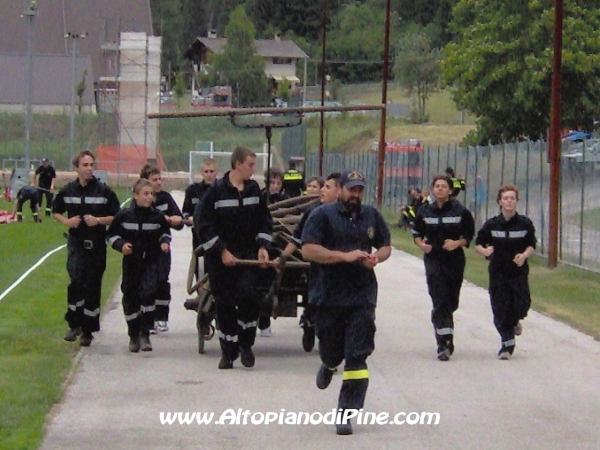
[445,167,466,200]
[283,160,306,198]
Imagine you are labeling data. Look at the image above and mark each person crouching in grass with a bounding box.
[107,179,171,352]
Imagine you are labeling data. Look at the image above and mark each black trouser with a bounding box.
[65,237,107,335]
[155,251,172,321]
[489,270,531,350]
[424,251,465,350]
[121,255,161,337]
[209,265,261,361]
[38,189,53,215]
[316,305,375,411]
[16,191,39,221]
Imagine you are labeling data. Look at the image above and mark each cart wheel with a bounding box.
[196,308,205,354]
[204,324,215,341]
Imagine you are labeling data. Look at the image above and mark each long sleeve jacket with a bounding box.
[154,190,184,231]
[107,203,171,258]
[194,172,273,260]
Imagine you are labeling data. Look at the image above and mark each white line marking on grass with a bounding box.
[0,244,67,302]
[0,197,132,302]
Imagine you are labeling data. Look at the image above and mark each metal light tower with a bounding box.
[22,0,38,170]
[65,32,87,167]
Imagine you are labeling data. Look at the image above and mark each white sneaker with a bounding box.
[259,326,272,337]
[156,321,169,332]
[150,324,158,335]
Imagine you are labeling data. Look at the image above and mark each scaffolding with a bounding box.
[97,32,162,174]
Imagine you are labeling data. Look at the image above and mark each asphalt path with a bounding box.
[39,191,600,449]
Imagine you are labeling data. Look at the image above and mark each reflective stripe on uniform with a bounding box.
[64,197,82,204]
[155,299,170,306]
[215,199,239,209]
[441,216,461,224]
[491,230,506,238]
[68,299,85,311]
[218,331,239,342]
[423,217,439,224]
[125,310,140,321]
[202,236,219,250]
[192,198,199,204]
[242,196,260,206]
[436,327,454,336]
[257,233,273,242]
[84,197,108,204]
[342,369,369,381]
[107,235,121,245]
[122,222,139,230]
[141,304,156,313]
[509,230,528,238]
[83,308,100,317]
[237,320,258,330]
[503,338,516,347]
[142,223,161,230]
[156,204,168,211]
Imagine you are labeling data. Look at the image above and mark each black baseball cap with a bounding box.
[340,169,366,189]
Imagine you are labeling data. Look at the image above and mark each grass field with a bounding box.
[566,207,600,231]
[0,189,129,450]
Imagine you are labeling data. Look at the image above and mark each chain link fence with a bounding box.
[307,138,600,272]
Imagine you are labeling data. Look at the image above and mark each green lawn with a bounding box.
[566,207,600,232]
[0,190,128,450]
[384,211,600,340]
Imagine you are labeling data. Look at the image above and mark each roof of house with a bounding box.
[0,0,153,84]
[185,37,309,59]
[0,54,95,106]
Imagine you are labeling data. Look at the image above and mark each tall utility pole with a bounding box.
[548,0,564,268]
[65,32,87,167]
[23,1,38,170]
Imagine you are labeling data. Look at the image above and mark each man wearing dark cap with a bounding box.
[445,167,466,200]
[34,158,56,216]
[301,169,391,435]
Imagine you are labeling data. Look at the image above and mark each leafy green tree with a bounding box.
[211,7,268,106]
[247,0,344,41]
[326,0,399,82]
[173,72,186,108]
[395,0,458,47]
[394,29,440,122]
[442,0,600,144]
[277,81,291,102]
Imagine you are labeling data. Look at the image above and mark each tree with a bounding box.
[395,0,459,47]
[394,29,441,122]
[442,0,600,144]
[326,0,399,82]
[173,72,186,108]
[211,7,268,106]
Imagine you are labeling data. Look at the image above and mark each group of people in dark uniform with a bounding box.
[11,158,57,223]
[47,148,535,436]
[410,173,536,362]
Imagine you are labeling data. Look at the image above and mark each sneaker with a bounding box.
[336,420,353,435]
[316,364,334,390]
[150,323,158,335]
[64,327,81,342]
[498,349,511,360]
[240,347,255,368]
[218,355,233,369]
[79,333,93,347]
[259,326,272,337]
[129,336,140,353]
[514,321,523,336]
[302,326,315,352]
[437,348,451,361]
[156,321,169,332]
[140,334,153,352]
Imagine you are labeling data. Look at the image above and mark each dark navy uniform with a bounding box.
[195,172,273,362]
[412,199,475,359]
[476,213,536,355]
[53,176,120,336]
[301,201,390,413]
[15,186,40,222]
[153,190,184,324]
[183,181,213,254]
[35,162,56,215]
[283,169,305,198]
[107,203,171,338]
